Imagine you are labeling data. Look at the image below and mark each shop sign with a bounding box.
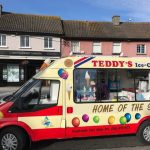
[0,50,60,57]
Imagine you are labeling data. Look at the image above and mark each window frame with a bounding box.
[112,42,121,54]
[73,68,150,104]
[93,42,102,54]
[44,36,53,49]
[0,34,6,47]
[137,44,146,54]
[71,41,80,53]
[20,35,30,48]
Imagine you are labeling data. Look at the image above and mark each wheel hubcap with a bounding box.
[1,133,18,150]
[143,126,150,142]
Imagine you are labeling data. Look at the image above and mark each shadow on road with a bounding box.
[31,135,147,150]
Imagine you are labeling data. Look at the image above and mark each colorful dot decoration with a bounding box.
[71,113,141,127]
[58,68,68,79]
[119,113,132,125]
[0,111,3,119]
[120,116,127,125]
[124,113,131,122]
[135,113,141,120]
[108,116,115,125]
[64,59,73,67]
[93,116,100,124]
[72,117,80,127]
[82,114,89,122]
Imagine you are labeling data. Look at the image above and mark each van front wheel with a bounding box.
[137,121,150,144]
[0,127,26,150]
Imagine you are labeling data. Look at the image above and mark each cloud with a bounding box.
[81,0,150,21]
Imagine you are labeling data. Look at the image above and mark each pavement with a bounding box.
[0,86,19,98]
[99,146,150,150]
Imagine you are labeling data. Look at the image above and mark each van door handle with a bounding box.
[67,107,73,114]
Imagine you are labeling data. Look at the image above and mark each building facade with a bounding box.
[0,34,61,86]
[61,40,150,57]
[61,16,150,58]
[0,5,63,86]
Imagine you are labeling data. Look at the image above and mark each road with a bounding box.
[31,135,150,150]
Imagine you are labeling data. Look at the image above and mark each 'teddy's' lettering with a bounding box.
[92,60,133,68]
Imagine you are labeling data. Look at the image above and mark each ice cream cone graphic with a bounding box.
[40,59,51,71]
[85,71,90,87]
[68,91,71,100]
[86,78,90,87]
[67,84,72,100]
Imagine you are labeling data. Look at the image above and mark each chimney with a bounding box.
[112,16,120,26]
[0,5,3,16]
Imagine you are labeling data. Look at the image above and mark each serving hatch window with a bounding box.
[74,69,150,103]
[74,69,98,102]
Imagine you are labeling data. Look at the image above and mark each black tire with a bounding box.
[0,127,27,150]
[137,120,150,144]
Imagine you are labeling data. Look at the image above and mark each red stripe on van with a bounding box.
[31,123,137,141]
[74,57,88,65]
[65,123,138,138]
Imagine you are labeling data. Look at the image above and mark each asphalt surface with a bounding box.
[31,135,150,150]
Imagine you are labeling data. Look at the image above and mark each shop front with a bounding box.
[0,50,60,86]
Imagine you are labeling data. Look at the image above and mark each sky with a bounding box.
[0,0,150,22]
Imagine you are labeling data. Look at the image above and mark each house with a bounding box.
[61,16,150,58]
[0,5,63,86]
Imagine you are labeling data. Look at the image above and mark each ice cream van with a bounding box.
[1,56,150,150]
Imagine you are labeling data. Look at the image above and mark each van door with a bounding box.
[12,78,65,141]
[65,69,95,138]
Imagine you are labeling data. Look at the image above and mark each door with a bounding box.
[12,78,65,140]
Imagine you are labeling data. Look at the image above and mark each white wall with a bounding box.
[0,34,60,52]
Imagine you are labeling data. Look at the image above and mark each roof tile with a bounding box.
[0,12,63,35]
[63,20,150,39]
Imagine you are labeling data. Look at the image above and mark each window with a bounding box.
[7,65,19,82]
[0,34,6,46]
[117,70,135,101]
[113,42,121,54]
[134,70,150,101]
[74,69,98,102]
[2,65,25,82]
[137,44,146,54]
[44,37,52,49]
[93,42,101,53]
[71,41,80,53]
[40,80,59,104]
[20,35,29,47]
[15,80,60,111]
[2,66,7,80]
[74,69,150,103]
[20,68,24,81]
